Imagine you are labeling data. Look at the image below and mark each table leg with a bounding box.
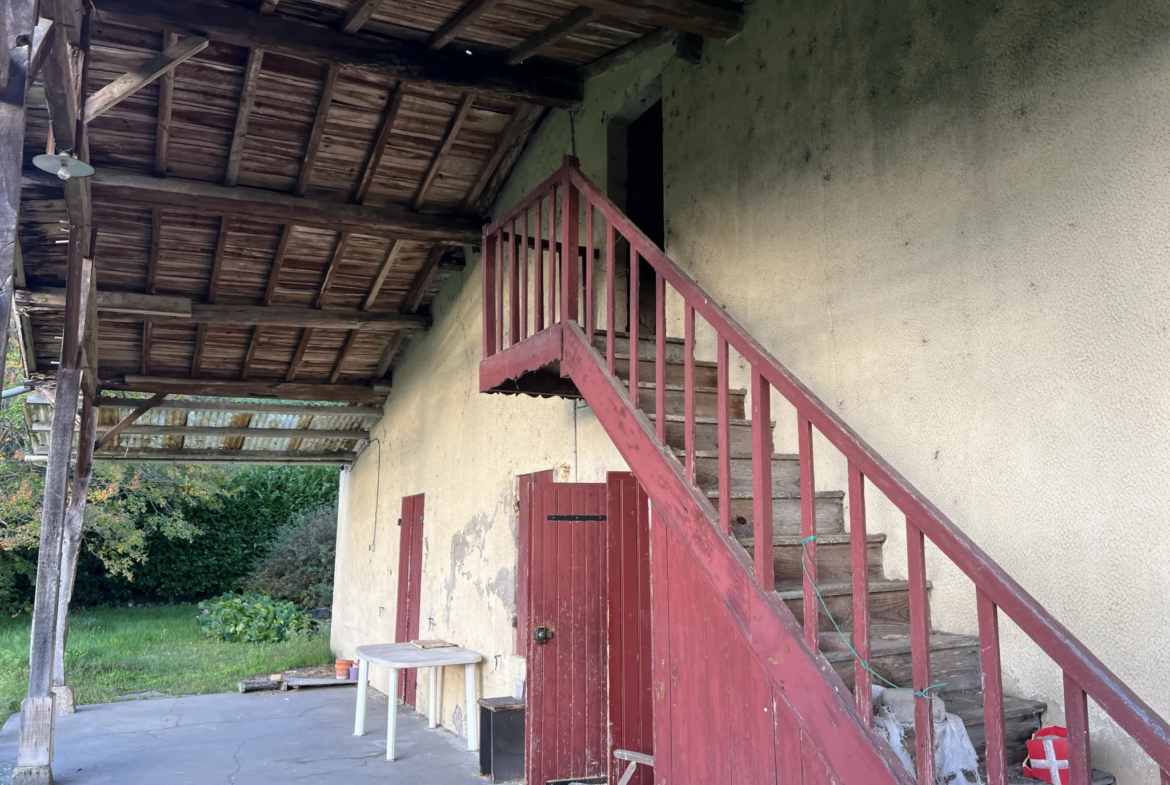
[353,658,369,737]
[429,666,438,729]
[386,667,399,761]
[465,662,478,752]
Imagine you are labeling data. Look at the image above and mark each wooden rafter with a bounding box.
[83,36,209,122]
[428,0,502,49]
[154,31,178,176]
[146,207,162,293]
[205,216,232,303]
[140,320,151,374]
[224,47,265,186]
[341,0,381,33]
[34,423,372,439]
[579,27,675,78]
[402,245,445,314]
[354,83,406,203]
[466,104,545,215]
[461,102,537,212]
[316,231,350,308]
[506,7,600,65]
[413,93,475,210]
[98,397,382,417]
[98,376,388,405]
[330,329,360,383]
[28,448,359,464]
[92,392,167,451]
[191,323,207,376]
[28,21,57,84]
[90,0,582,107]
[240,327,263,380]
[263,224,293,305]
[573,0,740,38]
[363,239,402,310]
[375,330,410,377]
[296,64,339,196]
[287,329,314,381]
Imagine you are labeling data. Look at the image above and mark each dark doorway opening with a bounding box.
[608,83,664,334]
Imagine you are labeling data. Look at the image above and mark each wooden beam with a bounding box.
[92,392,166,452]
[83,36,208,122]
[154,31,178,175]
[263,224,293,305]
[102,375,389,404]
[71,168,482,243]
[206,216,232,303]
[506,7,599,65]
[98,396,383,417]
[146,207,162,293]
[428,0,502,49]
[33,422,371,439]
[375,330,410,377]
[224,46,264,186]
[363,239,402,310]
[354,84,406,203]
[191,323,207,376]
[330,330,360,383]
[90,0,582,107]
[16,287,434,329]
[287,328,314,381]
[461,101,536,212]
[465,104,545,215]
[240,326,263,380]
[573,0,741,38]
[413,93,475,210]
[341,0,381,33]
[579,27,674,79]
[40,0,84,45]
[28,22,57,83]
[140,320,151,374]
[315,231,350,309]
[296,64,340,196]
[402,245,445,314]
[34,448,359,464]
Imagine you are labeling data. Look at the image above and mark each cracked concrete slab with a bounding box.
[0,688,483,784]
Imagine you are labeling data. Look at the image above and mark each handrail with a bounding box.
[483,156,1170,781]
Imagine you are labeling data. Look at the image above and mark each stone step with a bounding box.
[715,489,846,535]
[631,382,747,419]
[739,531,886,584]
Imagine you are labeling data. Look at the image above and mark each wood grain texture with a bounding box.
[84,36,208,122]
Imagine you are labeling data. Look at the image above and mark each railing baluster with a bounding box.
[717,336,730,534]
[606,225,615,376]
[629,246,639,409]
[548,184,557,324]
[584,200,594,339]
[977,589,1007,785]
[798,414,818,651]
[482,228,497,358]
[1064,673,1093,785]
[508,220,519,346]
[655,272,666,443]
[751,370,774,591]
[495,230,504,353]
[906,517,935,784]
[684,304,696,483]
[849,461,871,722]
[520,210,529,339]
[534,197,544,332]
[561,179,579,324]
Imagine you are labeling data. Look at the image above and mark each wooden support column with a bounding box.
[51,394,97,716]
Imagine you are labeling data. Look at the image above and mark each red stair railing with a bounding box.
[483,156,1170,784]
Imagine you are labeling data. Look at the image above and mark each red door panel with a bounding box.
[394,493,425,707]
[527,481,608,785]
[517,470,555,657]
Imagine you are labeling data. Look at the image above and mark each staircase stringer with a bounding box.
[559,320,916,785]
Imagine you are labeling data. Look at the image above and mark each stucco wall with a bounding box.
[335,0,1170,780]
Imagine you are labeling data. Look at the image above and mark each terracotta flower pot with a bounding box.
[335,658,354,679]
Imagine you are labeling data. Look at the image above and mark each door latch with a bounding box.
[533,626,554,644]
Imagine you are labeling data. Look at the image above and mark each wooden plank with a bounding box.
[341,0,381,33]
[751,371,773,591]
[17,286,191,317]
[978,590,1008,785]
[206,217,233,304]
[1065,673,1093,785]
[469,104,546,216]
[574,0,741,38]
[798,414,818,650]
[31,422,369,440]
[402,245,446,314]
[287,328,314,381]
[240,326,262,380]
[263,224,293,306]
[224,46,265,186]
[154,31,178,175]
[28,21,57,84]
[90,0,583,107]
[27,448,358,464]
[849,461,872,722]
[146,208,162,294]
[92,392,166,451]
[76,168,482,244]
[428,0,503,49]
[316,231,350,309]
[506,7,600,65]
[374,330,409,377]
[103,375,388,404]
[330,330,360,383]
[296,64,340,196]
[413,93,475,210]
[906,518,935,784]
[191,323,207,376]
[83,36,208,122]
[716,336,729,533]
[98,396,382,417]
[354,85,406,203]
[655,274,665,442]
[140,320,151,374]
[40,0,83,45]
[363,239,402,311]
[579,28,674,79]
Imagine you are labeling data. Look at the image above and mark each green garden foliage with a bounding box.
[196,592,313,643]
[245,505,337,609]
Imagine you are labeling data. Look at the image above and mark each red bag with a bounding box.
[1022,726,1069,785]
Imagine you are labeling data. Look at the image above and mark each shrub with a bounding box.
[196,592,312,643]
[245,506,337,609]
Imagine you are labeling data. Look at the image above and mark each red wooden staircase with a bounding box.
[479,157,1170,785]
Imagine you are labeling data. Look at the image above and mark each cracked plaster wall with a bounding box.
[335,0,1170,780]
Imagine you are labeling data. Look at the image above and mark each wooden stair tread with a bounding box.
[711,489,845,500]
[648,413,757,426]
[596,329,687,346]
[820,631,978,664]
[1007,766,1113,785]
[613,351,717,368]
[774,577,909,600]
[673,449,798,460]
[739,532,885,548]
[631,381,747,395]
[942,690,1047,724]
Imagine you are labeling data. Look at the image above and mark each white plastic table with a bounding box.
[353,642,483,761]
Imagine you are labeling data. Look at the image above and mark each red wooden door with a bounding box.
[516,470,555,657]
[394,493,425,707]
[606,473,654,785]
[527,481,608,785]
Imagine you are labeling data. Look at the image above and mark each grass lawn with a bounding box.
[0,605,333,726]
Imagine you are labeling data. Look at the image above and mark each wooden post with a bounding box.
[51,393,98,715]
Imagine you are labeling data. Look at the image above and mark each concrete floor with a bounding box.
[0,687,483,784]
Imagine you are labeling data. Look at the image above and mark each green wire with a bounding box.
[800,535,947,700]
